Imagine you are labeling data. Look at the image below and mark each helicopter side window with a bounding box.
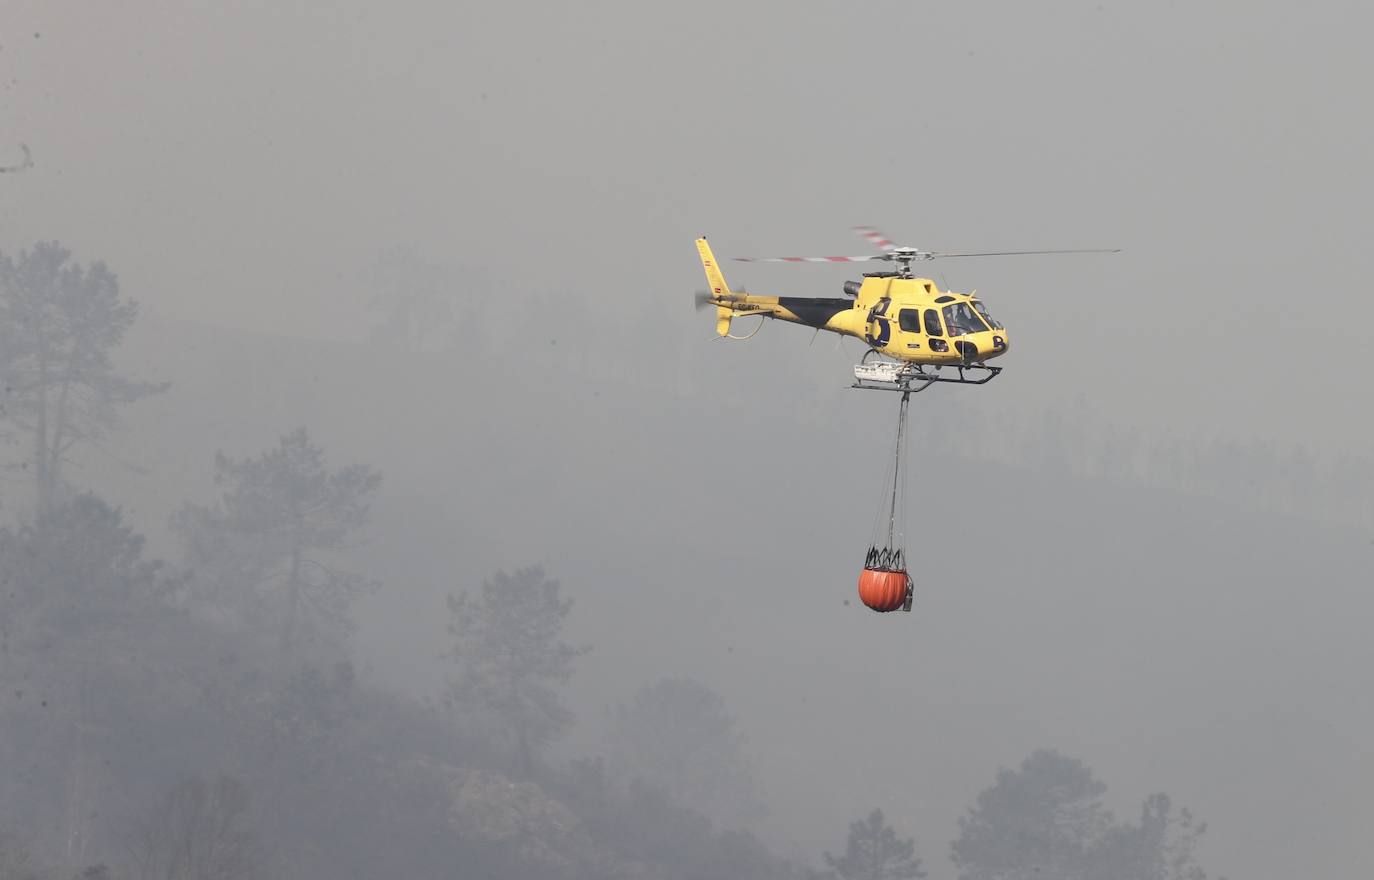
[971,299,1003,330]
[923,309,943,337]
[898,309,922,332]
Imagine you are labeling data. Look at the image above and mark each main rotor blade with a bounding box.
[928,248,1121,259]
[733,254,887,263]
[852,226,897,253]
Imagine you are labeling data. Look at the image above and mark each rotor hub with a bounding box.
[886,247,930,278]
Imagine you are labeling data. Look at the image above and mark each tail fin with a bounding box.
[696,237,734,337]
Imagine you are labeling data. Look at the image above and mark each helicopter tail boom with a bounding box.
[695,237,866,340]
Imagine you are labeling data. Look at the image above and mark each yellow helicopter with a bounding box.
[697,227,1117,392]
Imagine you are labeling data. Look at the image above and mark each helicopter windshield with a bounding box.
[971,299,1002,330]
[942,302,990,336]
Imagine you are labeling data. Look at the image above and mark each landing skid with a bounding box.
[851,357,1002,392]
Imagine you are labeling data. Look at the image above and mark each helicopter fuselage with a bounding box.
[706,275,1009,366]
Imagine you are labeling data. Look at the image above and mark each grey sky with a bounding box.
[4,2,1372,878]
[5,1,1372,456]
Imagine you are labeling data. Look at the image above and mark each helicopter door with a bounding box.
[897,309,924,352]
[923,308,951,354]
[923,309,943,336]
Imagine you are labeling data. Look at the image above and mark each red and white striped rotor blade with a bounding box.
[852,226,898,253]
[732,254,886,263]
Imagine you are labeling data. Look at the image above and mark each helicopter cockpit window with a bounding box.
[942,302,989,336]
[971,300,1003,330]
[923,309,943,337]
[898,309,922,332]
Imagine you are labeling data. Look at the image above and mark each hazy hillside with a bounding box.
[74,310,1374,879]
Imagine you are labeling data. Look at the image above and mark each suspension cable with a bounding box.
[886,390,911,552]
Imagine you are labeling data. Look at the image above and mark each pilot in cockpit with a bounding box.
[944,302,988,336]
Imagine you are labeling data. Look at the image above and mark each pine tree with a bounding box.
[0,241,164,513]
[823,809,926,880]
[446,566,588,774]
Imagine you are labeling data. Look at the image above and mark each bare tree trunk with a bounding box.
[47,376,72,507]
[510,671,530,776]
[282,547,302,655]
[63,665,93,866]
[34,344,50,516]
